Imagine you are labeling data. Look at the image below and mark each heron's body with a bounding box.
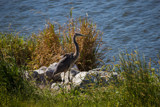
[52,33,85,81]
[54,53,75,75]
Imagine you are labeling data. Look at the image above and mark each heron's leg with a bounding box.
[68,70,71,83]
[63,72,65,84]
[68,70,73,90]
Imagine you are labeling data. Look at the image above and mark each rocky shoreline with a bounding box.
[25,63,118,90]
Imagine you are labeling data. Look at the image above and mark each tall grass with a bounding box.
[0,14,103,71]
[0,35,159,106]
[111,51,160,106]
[0,33,39,106]
[0,32,35,66]
[0,51,38,106]
[1,50,159,107]
[0,12,159,106]
[35,52,159,106]
[30,16,103,71]
[126,53,159,105]
[29,24,62,69]
[0,14,104,106]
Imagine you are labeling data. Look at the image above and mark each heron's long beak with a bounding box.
[75,33,86,36]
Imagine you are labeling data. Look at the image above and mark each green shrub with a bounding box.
[0,33,35,66]
[0,53,37,106]
[0,11,159,106]
[113,51,160,106]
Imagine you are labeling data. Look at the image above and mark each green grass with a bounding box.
[0,13,160,106]
[0,48,159,107]
[0,52,39,107]
[0,32,35,67]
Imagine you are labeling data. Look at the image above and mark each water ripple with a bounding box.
[0,0,160,62]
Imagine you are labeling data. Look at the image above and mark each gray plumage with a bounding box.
[51,33,85,81]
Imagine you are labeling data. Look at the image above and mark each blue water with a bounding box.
[0,0,160,64]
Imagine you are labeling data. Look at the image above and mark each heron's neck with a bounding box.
[73,36,79,59]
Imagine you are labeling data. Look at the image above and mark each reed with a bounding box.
[117,51,160,106]
[0,48,159,106]
[30,15,103,71]
[0,12,159,107]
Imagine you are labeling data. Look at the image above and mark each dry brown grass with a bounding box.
[29,24,63,69]
[30,16,103,71]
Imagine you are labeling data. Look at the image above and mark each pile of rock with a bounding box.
[25,63,118,90]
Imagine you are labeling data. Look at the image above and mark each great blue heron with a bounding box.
[51,33,85,82]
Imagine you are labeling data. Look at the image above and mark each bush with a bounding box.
[0,34,37,106]
[1,11,159,106]
[0,53,37,106]
[0,33,35,66]
[30,16,103,71]
[111,51,160,106]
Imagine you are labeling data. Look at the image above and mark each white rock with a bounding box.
[51,83,60,90]
[72,72,98,88]
[45,63,58,79]
[24,65,53,85]
[88,70,109,77]
[71,70,118,89]
[27,64,119,90]
[45,63,79,80]
[32,66,47,74]
[72,72,88,86]
[51,83,71,91]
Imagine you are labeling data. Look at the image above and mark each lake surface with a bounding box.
[0,0,160,64]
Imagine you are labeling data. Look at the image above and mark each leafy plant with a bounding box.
[0,53,37,106]
[0,33,35,66]
[115,51,160,106]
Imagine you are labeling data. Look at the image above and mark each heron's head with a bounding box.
[74,33,86,37]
